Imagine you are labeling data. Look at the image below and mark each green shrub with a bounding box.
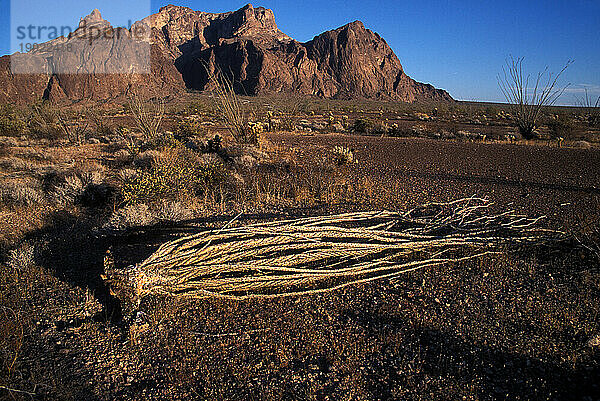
[352,118,373,134]
[175,119,204,141]
[120,147,226,204]
[146,131,181,151]
[27,102,63,140]
[547,114,575,139]
[0,104,27,137]
[352,118,388,136]
[201,134,222,154]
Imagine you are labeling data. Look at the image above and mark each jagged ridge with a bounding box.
[0,4,453,103]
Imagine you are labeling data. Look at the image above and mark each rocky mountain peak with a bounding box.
[0,4,452,103]
[79,9,109,28]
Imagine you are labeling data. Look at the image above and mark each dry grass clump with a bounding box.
[105,200,195,231]
[0,157,38,172]
[111,198,555,302]
[51,171,106,206]
[331,146,355,165]
[0,137,19,147]
[0,179,45,207]
[0,306,24,381]
[6,242,38,271]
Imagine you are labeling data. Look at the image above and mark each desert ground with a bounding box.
[1,95,599,400]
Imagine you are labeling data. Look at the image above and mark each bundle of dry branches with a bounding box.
[122,198,554,301]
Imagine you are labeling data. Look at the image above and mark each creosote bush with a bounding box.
[0,104,27,137]
[352,118,373,134]
[120,146,226,204]
[547,114,575,139]
[175,119,204,141]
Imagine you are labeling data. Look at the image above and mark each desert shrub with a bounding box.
[331,146,355,165]
[55,109,90,144]
[0,104,27,137]
[352,118,373,134]
[351,118,387,136]
[182,100,215,116]
[547,114,575,139]
[127,89,165,140]
[0,180,45,206]
[575,88,600,127]
[201,134,223,154]
[206,66,257,144]
[104,200,194,231]
[146,131,180,151]
[0,305,24,379]
[387,124,414,137]
[88,109,113,136]
[0,157,38,172]
[133,150,161,168]
[6,242,38,270]
[51,171,108,207]
[175,119,204,141]
[27,102,63,140]
[154,200,195,223]
[104,203,155,230]
[0,137,19,147]
[572,140,592,149]
[117,127,181,163]
[0,142,10,158]
[120,147,226,204]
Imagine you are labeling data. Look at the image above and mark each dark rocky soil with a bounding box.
[2,134,599,400]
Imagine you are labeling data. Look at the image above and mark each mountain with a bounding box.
[0,4,453,103]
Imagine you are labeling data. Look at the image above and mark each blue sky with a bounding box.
[1,0,598,104]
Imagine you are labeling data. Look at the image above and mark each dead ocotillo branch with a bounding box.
[109,198,557,302]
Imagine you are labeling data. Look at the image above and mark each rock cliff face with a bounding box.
[0,4,452,103]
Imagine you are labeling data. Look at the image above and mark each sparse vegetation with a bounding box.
[0,104,27,137]
[0,93,599,400]
[27,102,63,140]
[206,66,258,144]
[331,145,355,165]
[497,56,572,139]
[120,146,226,204]
[575,88,600,127]
[56,109,89,144]
[127,88,165,140]
[175,118,204,141]
[548,113,575,140]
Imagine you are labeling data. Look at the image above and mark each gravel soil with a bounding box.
[2,134,599,401]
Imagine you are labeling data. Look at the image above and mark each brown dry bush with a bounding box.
[0,179,45,207]
[0,306,24,382]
